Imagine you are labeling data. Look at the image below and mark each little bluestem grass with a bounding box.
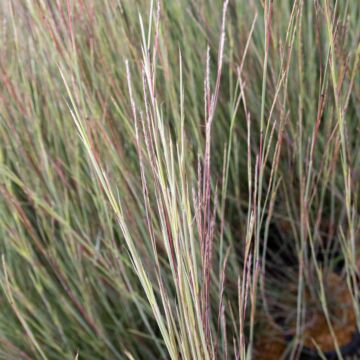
[0,0,359,359]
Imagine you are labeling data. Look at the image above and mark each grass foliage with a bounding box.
[0,0,359,359]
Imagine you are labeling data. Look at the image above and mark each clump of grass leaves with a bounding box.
[0,0,359,359]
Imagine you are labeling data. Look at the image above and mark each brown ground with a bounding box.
[255,272,357,358]
[254,326,286,360]
[302,272,357,351]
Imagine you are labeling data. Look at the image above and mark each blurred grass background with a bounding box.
[0,0,359,359]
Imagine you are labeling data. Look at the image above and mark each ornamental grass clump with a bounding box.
[0,0,359,359]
